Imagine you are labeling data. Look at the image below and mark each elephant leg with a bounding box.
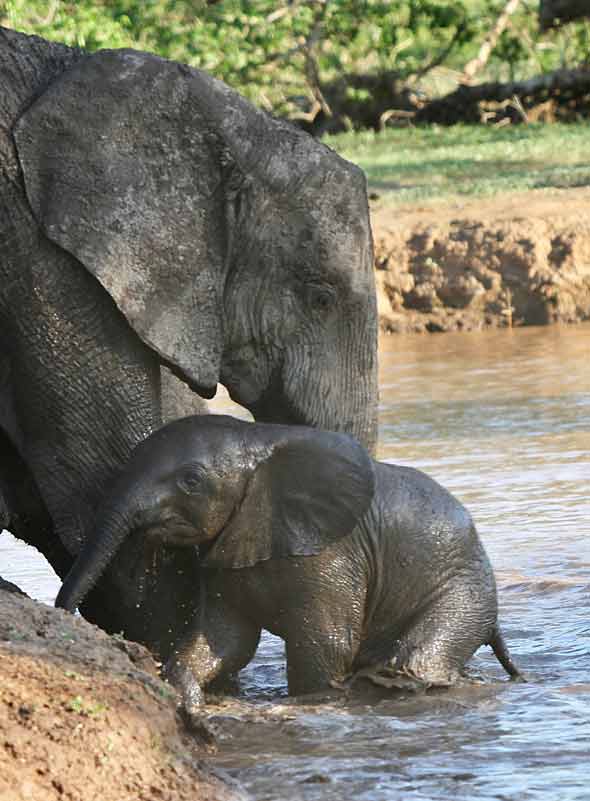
[386,588,495,687]
[2,242,204,656]
[284,622,359,696]
[0,487,7,530]
[164,578,261,712]
[0,427,71,577]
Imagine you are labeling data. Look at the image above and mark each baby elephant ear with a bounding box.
[201,430,375,569]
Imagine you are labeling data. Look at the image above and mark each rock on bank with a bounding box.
[371,188,590,334]
[0,589,244,801]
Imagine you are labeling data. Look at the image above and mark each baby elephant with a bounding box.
[56,415,522,710]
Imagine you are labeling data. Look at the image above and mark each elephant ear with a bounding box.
[201,431,375,569]
[14,50,226,396]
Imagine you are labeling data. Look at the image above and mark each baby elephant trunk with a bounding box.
[55,502,135,614]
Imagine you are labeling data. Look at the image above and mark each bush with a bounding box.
[3,0,590,126]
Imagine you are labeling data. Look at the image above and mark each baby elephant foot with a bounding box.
[359,663,432,693]
[163,661,205,708]
[180,708,218,749]
[330,663,431,693]
[162,662,215,743]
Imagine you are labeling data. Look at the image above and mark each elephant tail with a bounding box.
[488,626,526,681]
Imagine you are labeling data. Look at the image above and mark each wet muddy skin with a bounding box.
[3,323,589,800]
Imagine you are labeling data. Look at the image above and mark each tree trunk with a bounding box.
[540,0,590,29]
[415,67,590,124]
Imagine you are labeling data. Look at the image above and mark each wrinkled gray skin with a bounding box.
[0,29,378,657]
[0,493,16,592]
[56,416,522,712]
[0,491,7,529]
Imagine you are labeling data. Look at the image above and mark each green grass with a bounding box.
[66,695,108,717]
[327,123,590,207]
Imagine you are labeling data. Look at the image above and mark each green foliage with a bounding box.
[66,694,108,716]
[2,1,590,119]
[1,0,137,49]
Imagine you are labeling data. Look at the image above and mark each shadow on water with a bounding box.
[2,324,589,799]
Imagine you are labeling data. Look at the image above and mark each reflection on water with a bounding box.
[2,324,589,800]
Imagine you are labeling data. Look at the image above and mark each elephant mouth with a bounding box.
[249,393,307,426]
[158,527,200,547]
[136,512,200,547]
[246,365,309,426]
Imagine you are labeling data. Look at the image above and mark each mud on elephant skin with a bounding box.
[56,415,523,713]
[0,28,378,657]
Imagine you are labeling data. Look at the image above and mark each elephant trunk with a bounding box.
[55,499,136,614]
[281,293,379,456]
[346,320,379,456]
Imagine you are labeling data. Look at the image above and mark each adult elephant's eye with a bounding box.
[308,285,336,313]
[177,469,204,496]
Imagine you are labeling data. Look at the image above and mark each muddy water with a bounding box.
[2,324,589,800]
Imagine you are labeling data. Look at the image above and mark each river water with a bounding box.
[2,324,589,800]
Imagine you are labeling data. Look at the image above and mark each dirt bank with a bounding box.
[371,187,590,333]
[0,589,244,801]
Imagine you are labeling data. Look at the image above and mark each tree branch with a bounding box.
[303,7,332,117]
[461,0,522,84]
[412,20,468,82]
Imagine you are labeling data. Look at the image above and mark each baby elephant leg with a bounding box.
[284,618,360,696]
[285,636,353,696]
[164,578,261,714]
[391,583,497,687]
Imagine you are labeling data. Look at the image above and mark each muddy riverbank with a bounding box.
[371,187,590,333]
[0,588,242,801]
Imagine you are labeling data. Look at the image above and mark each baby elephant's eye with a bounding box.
[177,469,204,496]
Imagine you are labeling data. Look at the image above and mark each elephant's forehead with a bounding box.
[171,420,246,464]
[136,417,233,459]
[185,433,240,465]
[289,210,372,274]
[316,217,372,275]
[312,194,370,237]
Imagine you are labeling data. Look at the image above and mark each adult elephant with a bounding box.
[0,28,378,658]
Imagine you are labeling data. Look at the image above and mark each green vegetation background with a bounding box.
[3,1,589,205]
[3,1,590,117]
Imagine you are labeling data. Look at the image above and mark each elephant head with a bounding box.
[55,415,375,614]
[14,48,378,451]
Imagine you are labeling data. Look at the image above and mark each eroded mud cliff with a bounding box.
[372,188,590,333]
